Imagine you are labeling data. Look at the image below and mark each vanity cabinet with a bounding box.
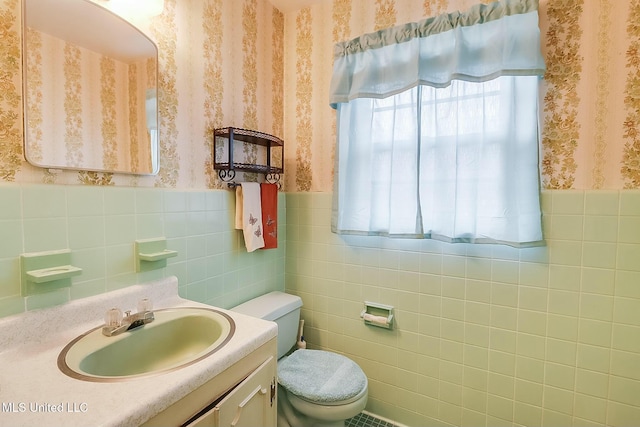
[141,338,277,427]
[188,356,275,427]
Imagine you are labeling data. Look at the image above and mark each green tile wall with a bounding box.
[0,183,285,317]
[3,184,639,426]
[285,190,640,427]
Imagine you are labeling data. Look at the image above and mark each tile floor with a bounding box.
[345,412,398,427]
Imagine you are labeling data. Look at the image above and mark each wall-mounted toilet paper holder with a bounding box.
[360,301,394,329]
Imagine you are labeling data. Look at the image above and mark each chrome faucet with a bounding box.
[102,298,154,337]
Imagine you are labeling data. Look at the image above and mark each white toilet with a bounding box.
[231,291,368,427]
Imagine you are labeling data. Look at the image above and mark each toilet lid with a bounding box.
[277,349,367,404]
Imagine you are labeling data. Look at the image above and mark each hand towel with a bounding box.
[235,183,265,252]
[234,186,243,230]
[260,183,278,249]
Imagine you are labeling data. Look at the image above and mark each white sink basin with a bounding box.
[58,307,235,382]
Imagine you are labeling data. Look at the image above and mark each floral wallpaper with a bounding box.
[23,30,153,174]
[203,0,224,189]
[622,0,640,188]
[0,0,283,188]
[591,0,611,190]
[149,0,179,188]
[283,0,640,191]
[540,0,583,190]
[271,9,285,172]
[0,0,639,190]
[374,0,396,31]
[0,0,21,182]
[23,28,41,164]
[101,56,118,171]
[293,8,313,191]
[423,0,449,16]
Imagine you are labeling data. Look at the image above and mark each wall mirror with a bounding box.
[22,0,159,175]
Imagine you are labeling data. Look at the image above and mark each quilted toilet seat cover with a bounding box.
[277,349,367,403]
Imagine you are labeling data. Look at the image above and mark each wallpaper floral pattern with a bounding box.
[271,9,285,171]
[0,0,282,187]
[24,28,41,164]
[150,0,179,188]
[127,64,140,173]
[0,0,639,190]
[592,0,611,189]
[622,0,640,188]
[0,0,21,181]
[284,0,639,191]
[294,8,313,191]
[63,44,83,168]
[423,0,448,16]
[540,0,583,190]
[100,57,117,171]
[242,0,259,181]
[374,0,396,31]
[204,0,225,189]
[24,30,153,177]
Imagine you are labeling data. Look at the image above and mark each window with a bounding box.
[329,0,546,247]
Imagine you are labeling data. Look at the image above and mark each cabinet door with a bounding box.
[188,356,276,427]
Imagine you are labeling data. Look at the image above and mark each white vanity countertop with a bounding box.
[0,277,277,427]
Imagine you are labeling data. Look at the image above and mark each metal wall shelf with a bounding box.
[213,127,284,187]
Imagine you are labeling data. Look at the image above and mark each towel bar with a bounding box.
[226,180,282,190]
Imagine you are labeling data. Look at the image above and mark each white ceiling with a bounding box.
[268,0,326,13]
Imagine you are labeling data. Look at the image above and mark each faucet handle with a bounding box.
[137,298,153,313]
[104,307,123,327]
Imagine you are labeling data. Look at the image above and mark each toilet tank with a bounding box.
[231,291,302,359]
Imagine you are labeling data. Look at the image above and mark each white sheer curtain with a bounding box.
[330,0,545,246]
